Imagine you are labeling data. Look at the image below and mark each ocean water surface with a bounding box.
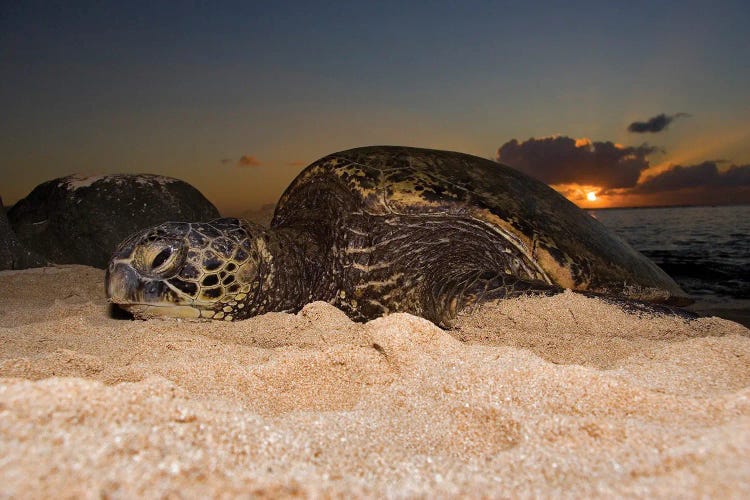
[591,205,750,325]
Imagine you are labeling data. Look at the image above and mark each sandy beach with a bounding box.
[1,265,749,497]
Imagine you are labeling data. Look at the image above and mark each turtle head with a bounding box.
[106,218,267,320]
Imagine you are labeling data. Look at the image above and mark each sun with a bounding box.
[586,191,598,202]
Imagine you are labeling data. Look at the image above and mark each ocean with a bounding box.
[591,205,750,326]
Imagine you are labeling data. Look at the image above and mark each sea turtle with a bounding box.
[106,146,692,327]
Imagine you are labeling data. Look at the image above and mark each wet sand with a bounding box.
[1,265,749,497]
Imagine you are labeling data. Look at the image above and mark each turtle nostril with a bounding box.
[151,247,173,269]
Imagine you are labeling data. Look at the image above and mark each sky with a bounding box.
[2,0,749,215]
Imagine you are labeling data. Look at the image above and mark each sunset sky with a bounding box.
[2,1,749,215]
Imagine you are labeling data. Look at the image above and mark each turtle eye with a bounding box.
[151,247,172,270]
[134,240,186,278]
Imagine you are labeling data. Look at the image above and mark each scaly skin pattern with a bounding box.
[106,146,693,327]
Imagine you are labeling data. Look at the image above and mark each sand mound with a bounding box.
[1,266,749,497]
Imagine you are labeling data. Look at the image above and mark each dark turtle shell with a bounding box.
[273,146,689,305]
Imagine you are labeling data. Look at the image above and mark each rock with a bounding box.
[0,196,48,270]
[8,174,220,268]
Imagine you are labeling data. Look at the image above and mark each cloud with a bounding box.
[496,135,750,206]
[496,136,658,189]
[627,113,690,133]
[237,155,262,167]
[632,161,750,194]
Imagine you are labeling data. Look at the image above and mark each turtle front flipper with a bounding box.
[428,270,561,328]
[428,270,697,328]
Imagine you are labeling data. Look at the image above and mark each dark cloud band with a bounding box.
[627,113,690,133]
[633,162,750,193]
[496,135,748,204]
[496,136,657,189]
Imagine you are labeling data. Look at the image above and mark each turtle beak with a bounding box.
[105,261,201,319]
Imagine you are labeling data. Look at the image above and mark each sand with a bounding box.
[1,266,749,498]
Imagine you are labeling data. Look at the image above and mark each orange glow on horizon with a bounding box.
[550,183,608,207]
